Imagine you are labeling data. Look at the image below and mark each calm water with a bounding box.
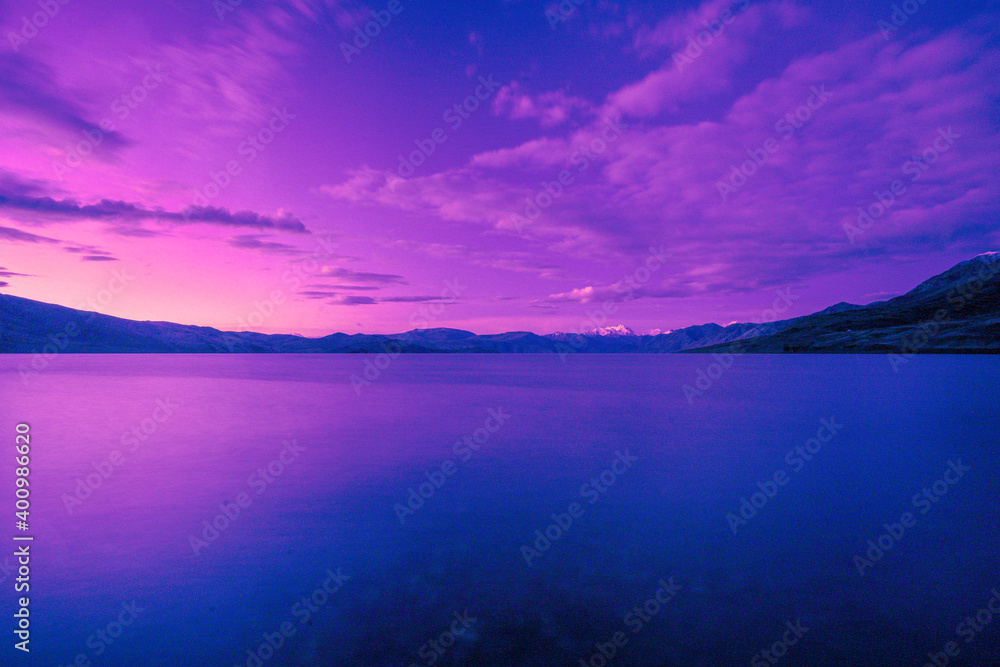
[0,354,998,666]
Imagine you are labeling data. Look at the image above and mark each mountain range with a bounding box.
[1,253,998,354]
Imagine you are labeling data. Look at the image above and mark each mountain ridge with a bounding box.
[2,254,998,354]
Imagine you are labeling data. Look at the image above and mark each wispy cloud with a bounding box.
[492,81,592,127]
[0,53,130,151]
[317,266,407,285]
[0,186,308,233]
[0,225,60,244]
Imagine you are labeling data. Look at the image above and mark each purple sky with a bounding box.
[1,0,998,335]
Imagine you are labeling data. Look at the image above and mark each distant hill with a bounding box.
[1,254,998,354]
[692,253,1000,354]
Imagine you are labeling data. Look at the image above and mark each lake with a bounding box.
[1,354,997,666]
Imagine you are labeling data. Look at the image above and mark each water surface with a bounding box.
[1,354,997,666]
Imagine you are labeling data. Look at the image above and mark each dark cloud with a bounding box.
[0,268,32,277]
[180,206,308,232]
[0,53,130,151]
[1,223,119,260]
[378,296,455,303]
[302,283,381,291]
[0,187,308,233]
[109,226,168,238]
[0,170,49,198]
[63,244,117,261]
[227,234,307,255]
[317,266,406,285]
[298,289,446,305]
[0,225,60,243]
[299,289,341,299]
[541,282,722,304]
[330,295,376,305]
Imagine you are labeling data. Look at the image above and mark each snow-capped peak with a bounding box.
[587,325,636,336]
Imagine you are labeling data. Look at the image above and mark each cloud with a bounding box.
[541,273,745,304]
[0,223,121,260]
[317,266,407,285]
[64,245,111,254]
[542,285,626,304]
[227,234,308,255]
[63,245,119,261]
[296,266,411,303]
[322,10,1000,290]
[382,239,564,278]
[299,289,341,299]
[299,292,455,305]
[0,53,130,151]
[110,226,168,238]
[285,0,377,30]
[0,225,60,244]
[297,290,379,305]
[0,169,50,198]
[302,283,381,292]
[330,295,377,305]
[469,31,484,56]
[0,184,308,233]
[378,295,456,303]
[605,0,815,118]
[146,11,304,141]
[492,81,592,127]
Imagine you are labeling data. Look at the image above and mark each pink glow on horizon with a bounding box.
[1,0,998,335]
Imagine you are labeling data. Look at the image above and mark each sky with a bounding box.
[1,0,998,336]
